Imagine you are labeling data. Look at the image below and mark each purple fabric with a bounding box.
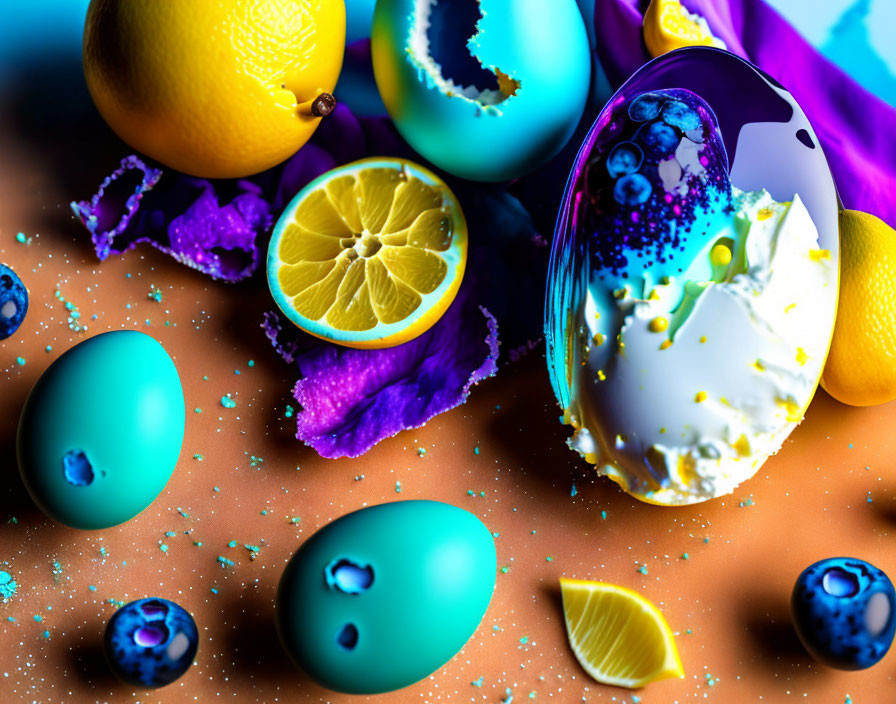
[262,285,499,459]
[593,0,896,228]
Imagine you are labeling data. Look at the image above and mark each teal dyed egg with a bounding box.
[17,331,185,530]
[275,500,496,694]
[371,0,591,182]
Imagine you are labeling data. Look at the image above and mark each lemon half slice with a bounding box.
[560,578,685,689]
[643,0,725,58]
[267,158,468,348]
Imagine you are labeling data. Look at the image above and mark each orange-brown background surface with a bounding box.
[2,56,896,704]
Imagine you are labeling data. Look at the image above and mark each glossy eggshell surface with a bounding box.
[17,330,185,530]
[371,0,591,182]
[275,500,496,694]
[791,557,896,670]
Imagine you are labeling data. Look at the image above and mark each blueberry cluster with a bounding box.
[104,597,199,688]
[791,557,896,670]
[578,88,731,279]
[0,263,28,340]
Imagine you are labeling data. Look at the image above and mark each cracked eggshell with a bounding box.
[275,500,496,694]
[16,331,185,530]
[371,0,591,182]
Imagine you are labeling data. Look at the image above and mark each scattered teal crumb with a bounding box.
[632,697,641,704]
[284,404,295,419]
[845,695,852,704]
[473,446,480,455]
[15,231,30,245]
[705,673,717,687]
[159,544,168,553]
[290,516,301,525]
[867,492,873,504]
[216,556,235,568]
[194,407,202,414]
[221,394,236,408]
[738,496,754,508]
[8,517,17,525]
[178,508,189,518]
[15,356,25,366]
[51,561,63,576]
[248,360,255,367]
[165,531,176,538]
[503,688,514,704]
[99,547,108,558]
[492,625,502,632]
[7,617,14,622]
[234,369,240,375]
[44,345,52,353]
[545,556,553,562]
[416,447,427,457]
[244,544,261,560]
[227,540,238,548]
[704,537,710,543]
[471,676,484,687]
[601,510,607,520]
[500,566,509,574]
[106,598,125,608]
[55,286,86,333]
[395,481,402,493]
[682,553,689,560]
[144,319,151,326]
[529,693,535,700]
[213,486,220,493]
[493,532,500,538]
[202,375,208,381]
[571,482,577,498]
[260,509,269,516]
[637,565,648,575]
[211,587,219,595]
[193,541,203,547]
[42,630,50,639]
[686,628,692,635]
[88,585,97,592]
[249,455,263,468]
[849,443,854,449]
[33,614,43,623]
[354,474,364,481]
[519,636,528,644]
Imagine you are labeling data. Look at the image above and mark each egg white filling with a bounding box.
[407,0,519,107]
[567,189,836,505]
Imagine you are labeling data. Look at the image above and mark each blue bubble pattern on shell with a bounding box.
[0,263,28,340]
[104,597,199,688]
[791,557,896,670]
[578,88,731,287]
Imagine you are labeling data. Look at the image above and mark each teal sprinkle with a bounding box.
[88,585,97,592]
[529,694,535,700]
[738,496,754,508]
[471,677,484,687]
[178,508,190,518]
[473,446,480,455]
[99,547,108,557]
[637,565,648,575]
[227,540,237,548]
[194,408,202,414]
[519,636,528,644]
[221,395,236,408]
[0,571,17,601]
[416,447,427,457]
[395,481,402,493]
[503,688,514,704]
[601,510,607,520]
[70,311,80,319]
[7,617,15,622]
[159,544,168,553]
[260,509,269,516]
[545,556,553,562]
[45,345,52,352]
[500,566,509,574]
[217,556,235,568]
[42,630,50,639]
[193,541,203,547]
[849,443,854,449]
[165,531,176,537]
[571,483,577,497]
[704,537,710,543]
[248,360,255,367]
[682,553,690,560]
[284,405,295,419]
[492,625,501,631]
[686,628,692,634]
[493,532,500,538]
[15,232,27,243]
[211,587,219,595]
[632,697,641,704]
[234,370,240,375]
[867,492,873,503]
[15,356,25,366]
[213,486,220,492]
[64,301,74,311]
[845,696,852,704]
[33,614,43,623]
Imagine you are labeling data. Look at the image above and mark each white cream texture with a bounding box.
[567,189,835,505]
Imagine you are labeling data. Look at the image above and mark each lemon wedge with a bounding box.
[267,158,468,349]
[643,0,725,58]
[560,578,684,689]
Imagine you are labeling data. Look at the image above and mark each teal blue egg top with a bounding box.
[276,500,496,694]
[17,331,185,530]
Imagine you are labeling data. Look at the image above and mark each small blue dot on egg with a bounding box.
[104,597,199,688]
[791,557,896,670]
[613,173,652,206]
[661,99,702,131]
[627,92,664,122]
[0,263,28,341]
[606,142,644,178]
[636,121,680,156]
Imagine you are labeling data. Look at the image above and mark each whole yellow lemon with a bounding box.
[822,209,896,407]
[83,0,346,179]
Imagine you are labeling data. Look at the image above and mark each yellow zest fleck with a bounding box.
[583,452,598,464]
[809,248,831,261]
[597,369,607,382]
[593,333,605,346]
[699,335,707,344]
[694,391,707,403]
[660,339,673,350]
[648,289,661,301]
[659,427,667,434]
[784,303,797,313]
[796,347,808,365]
[710,243,732,267]
[648,316,669,333]
[733,434,750,457]
[757,207,776,221]
[719,396,729,406]
[778,397,802,422]
[594,312,601,320]
[753,359,765,372]
[614,287,629,300]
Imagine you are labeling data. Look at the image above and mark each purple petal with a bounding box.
[263,285,499,459]
[70,156,270,282]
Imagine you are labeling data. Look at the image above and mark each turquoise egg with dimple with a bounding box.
[275,500,496,694]
[371,0,591,182]
[17,330,185,530]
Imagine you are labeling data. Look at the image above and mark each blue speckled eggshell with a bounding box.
[0,263,28,340]
[371,0,591,182]
[275,500,497,694]
[104,597,199,688]
[17,330,185,530]
[791,557,896,670]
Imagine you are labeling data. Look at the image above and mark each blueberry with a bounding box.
[104,598,199,688]
[613,173,652,206]
[0,263,28,340]
[791,557,896,670]
[636,121,680,156]
[661,100,702,131]
[627,92,664,122]
[606,142,644,178]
